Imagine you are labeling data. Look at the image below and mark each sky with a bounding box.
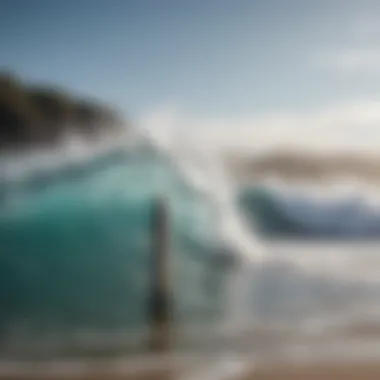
[1,0,380,153]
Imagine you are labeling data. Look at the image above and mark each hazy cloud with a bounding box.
[141,100,380,155]
[314,48,380,73]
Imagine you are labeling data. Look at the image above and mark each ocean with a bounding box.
[0,133,380,369]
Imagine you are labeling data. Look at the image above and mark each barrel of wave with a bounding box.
[0,146,231,358]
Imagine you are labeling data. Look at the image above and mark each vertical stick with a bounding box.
[148,196,172,352]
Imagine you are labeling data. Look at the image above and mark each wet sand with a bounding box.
[0,367,176,379]
[1,361,380,379]
[3,321,380,379]
[249,361,380,380]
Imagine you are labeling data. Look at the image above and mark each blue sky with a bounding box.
[1,0,380,152]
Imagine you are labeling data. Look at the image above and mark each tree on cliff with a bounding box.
[0,72,124,150]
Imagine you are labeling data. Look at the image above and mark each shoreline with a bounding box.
[0,360,380,379]
[250,360,380,379]
[2,320,380,377]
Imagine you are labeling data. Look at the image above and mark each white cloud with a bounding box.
[314,48,380,73]
[312,12,380,73]
[140,100,380,155]
[351,15,380,38]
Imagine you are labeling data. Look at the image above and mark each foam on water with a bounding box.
[142,122,265,263]
[139,123,267,334]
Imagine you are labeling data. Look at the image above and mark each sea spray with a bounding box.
[139,121,266,337]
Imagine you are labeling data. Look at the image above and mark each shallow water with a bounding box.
[238,240,380,363]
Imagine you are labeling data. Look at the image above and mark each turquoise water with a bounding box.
[0,145,230,356]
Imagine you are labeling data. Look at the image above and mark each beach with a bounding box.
[1,361,380,379]
[250,361,380,380]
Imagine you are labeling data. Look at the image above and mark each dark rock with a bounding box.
[0,72,126,151]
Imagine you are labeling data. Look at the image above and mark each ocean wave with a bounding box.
[239,183,380,238]
[0,140,235,357]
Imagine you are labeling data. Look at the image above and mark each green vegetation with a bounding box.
[0,72,124,151]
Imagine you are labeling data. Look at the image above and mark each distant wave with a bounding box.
[238,185,380,238]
